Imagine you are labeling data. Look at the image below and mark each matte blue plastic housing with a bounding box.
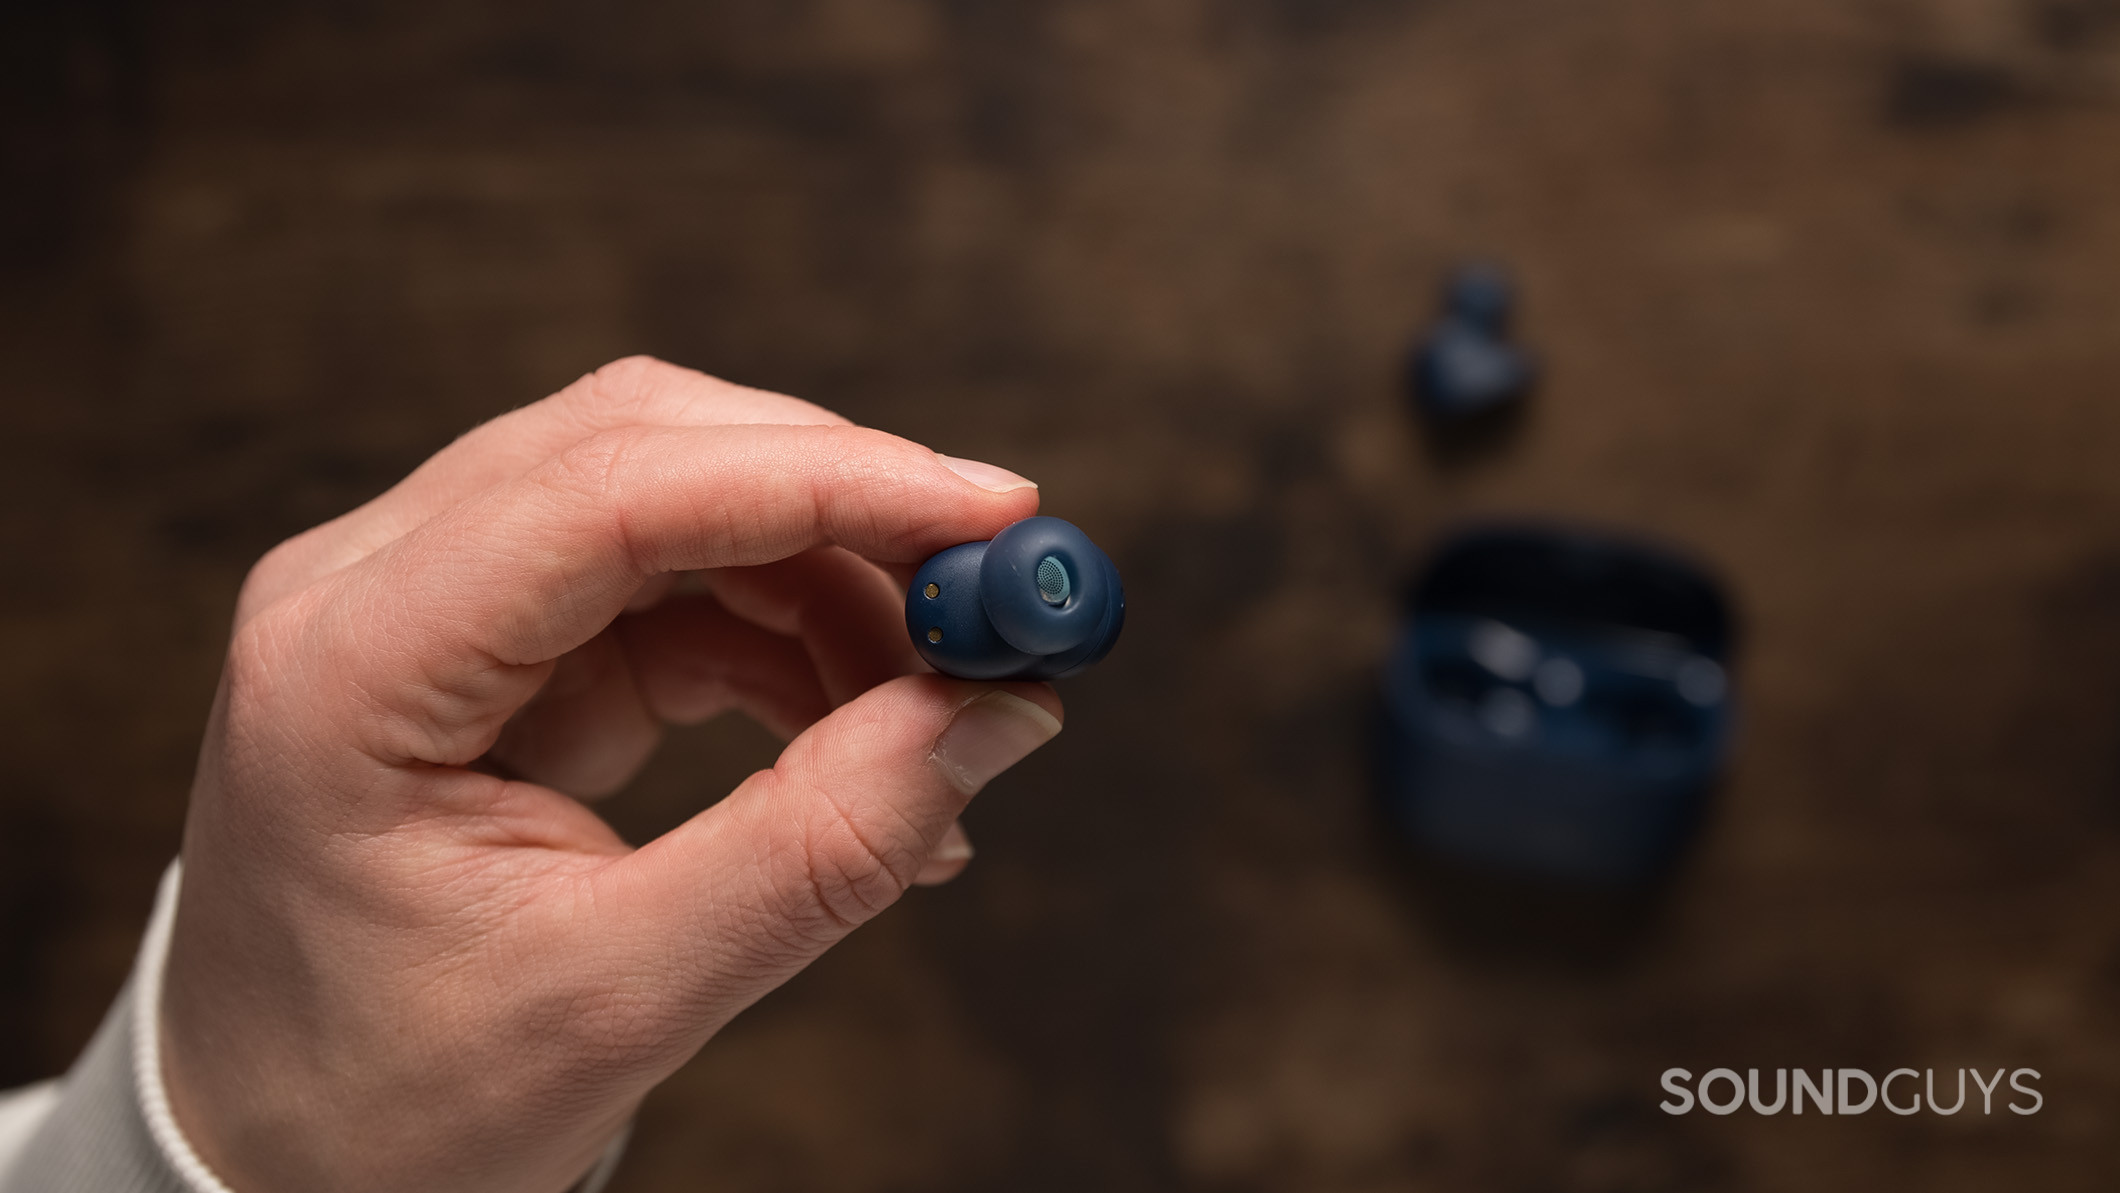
[1378,525,1737,884]
[1441,263,1516,335]
[906,517,1125,681]
[1412,323,1537,419]
[1409,264,1537,421]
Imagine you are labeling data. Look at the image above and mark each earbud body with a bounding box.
[1412,321,1537,419]
[1408,263,1537,422]
[906,516,1125,681]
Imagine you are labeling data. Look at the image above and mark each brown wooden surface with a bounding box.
[5,1,2120,1188]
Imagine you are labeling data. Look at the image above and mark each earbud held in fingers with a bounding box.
[907,517,1125,680]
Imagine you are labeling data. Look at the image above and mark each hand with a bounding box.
[158,357,1063,1192]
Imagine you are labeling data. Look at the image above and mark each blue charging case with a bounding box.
[1379,524,1737,884]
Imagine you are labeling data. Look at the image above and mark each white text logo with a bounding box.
[1658,1068,2041,1116]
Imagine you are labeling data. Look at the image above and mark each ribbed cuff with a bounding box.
[0,861,628,1193]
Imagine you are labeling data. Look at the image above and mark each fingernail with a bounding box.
[913,823,976,887]
[939,455,1038,493]
[932,691,1062,795]
[932,821,975,863]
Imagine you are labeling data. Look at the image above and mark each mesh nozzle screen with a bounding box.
[1036,556,1071,605]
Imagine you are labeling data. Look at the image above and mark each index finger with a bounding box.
[271,422,1039,769]
[238,357,853,622]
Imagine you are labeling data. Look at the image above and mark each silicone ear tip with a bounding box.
[978,517,1114,656]
[1028,557,1125,679]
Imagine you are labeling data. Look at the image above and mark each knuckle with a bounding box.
[581,354,855,431]
[815,427,935,554]
[546,985,671,1079]
[541,427,648,567]
[222,595,311,727]
[585,354,674,406]
[545,355,668,427]
[781,776,918,936]
[542,426,644,506]
[223,610,276,699]
[579,355,714,422]
[488,428,690,617]
[233,529,323,622]
[243,532,305,587]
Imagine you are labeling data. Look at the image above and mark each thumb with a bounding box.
[588,674,1062,1040]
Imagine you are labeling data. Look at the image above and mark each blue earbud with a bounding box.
[1409,263,1537,422]
[906,516,1125,680]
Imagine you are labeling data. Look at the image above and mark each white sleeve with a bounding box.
[0,861,628,1193]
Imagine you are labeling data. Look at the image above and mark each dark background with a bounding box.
[6,1,2120,1189]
